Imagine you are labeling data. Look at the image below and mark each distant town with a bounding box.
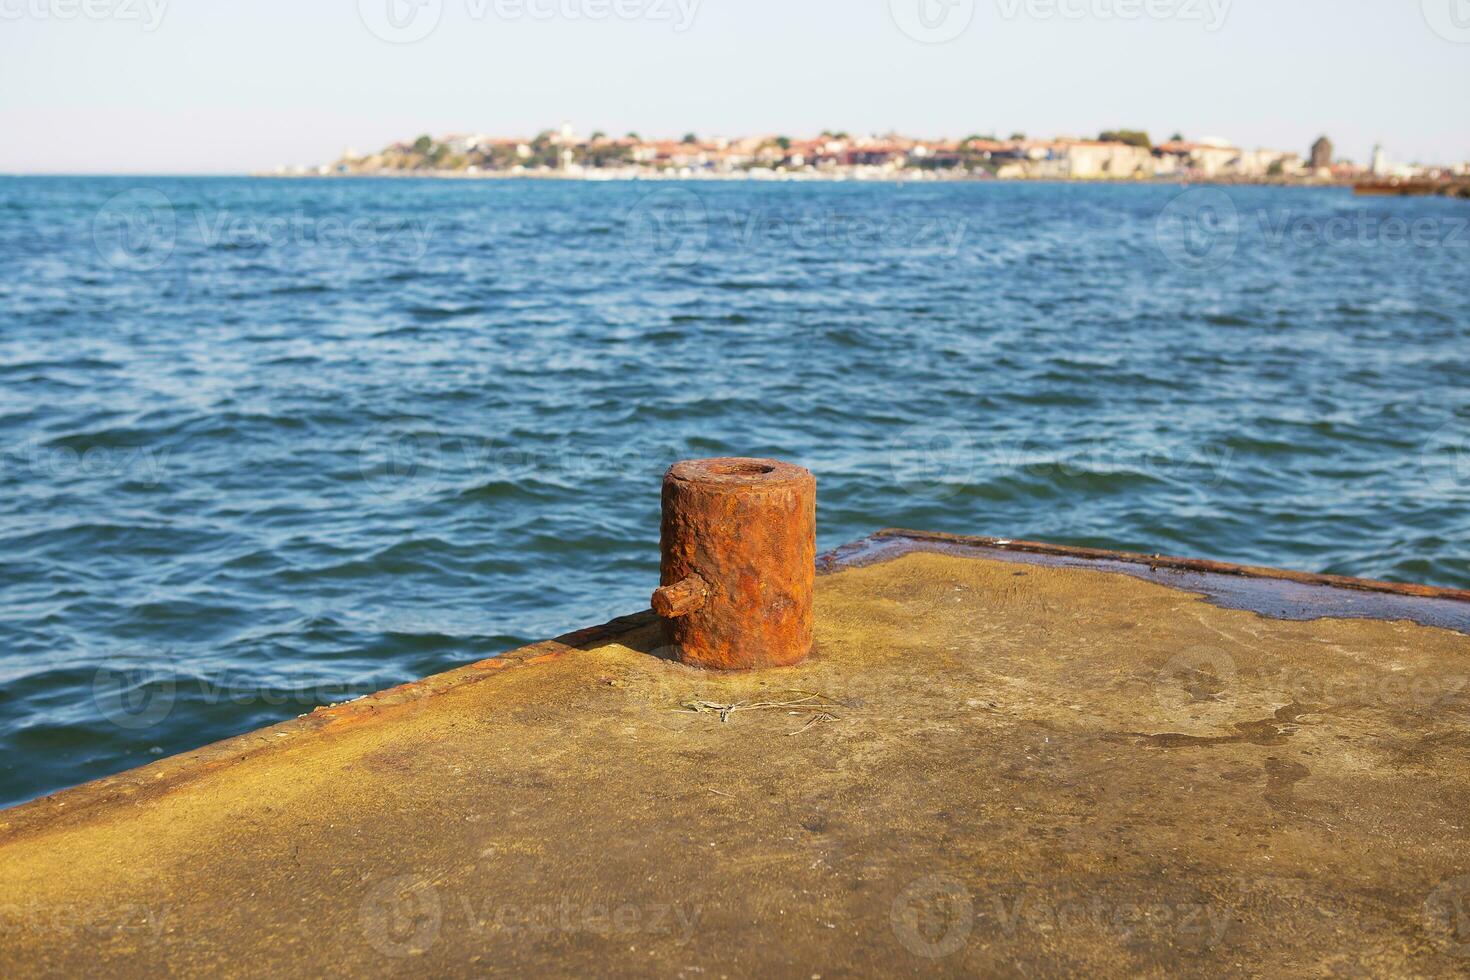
[280,126,1470,185]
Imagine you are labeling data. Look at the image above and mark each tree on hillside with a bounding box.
[412,135,434,155]
[1099,130,1152,149]
[682,132,698,144]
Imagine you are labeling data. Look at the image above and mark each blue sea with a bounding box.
[1,176,1466,808]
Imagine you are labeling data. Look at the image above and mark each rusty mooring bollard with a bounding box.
[652,458,816,670]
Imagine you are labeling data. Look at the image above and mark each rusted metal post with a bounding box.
[653,458,816,670]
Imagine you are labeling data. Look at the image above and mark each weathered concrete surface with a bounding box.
[3,538,1470,977]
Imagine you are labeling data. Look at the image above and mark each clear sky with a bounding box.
[2,0,1466,174]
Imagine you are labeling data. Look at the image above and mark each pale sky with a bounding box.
[1,0,1466,174]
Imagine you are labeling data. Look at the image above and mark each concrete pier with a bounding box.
[2,530,1467,977]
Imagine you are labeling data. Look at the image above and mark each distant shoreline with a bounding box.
[251,170,1356,188]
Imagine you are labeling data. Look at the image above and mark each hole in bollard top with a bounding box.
[707,462,776,477]
[667,458,813,489]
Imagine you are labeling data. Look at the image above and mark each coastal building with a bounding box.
[1310,136,1334,171]
[1153,140,1242,178]
[1371,144,1388,177]
[1055,140,1155,178]
[1234,148,1302,177]
[842,141,906,169]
